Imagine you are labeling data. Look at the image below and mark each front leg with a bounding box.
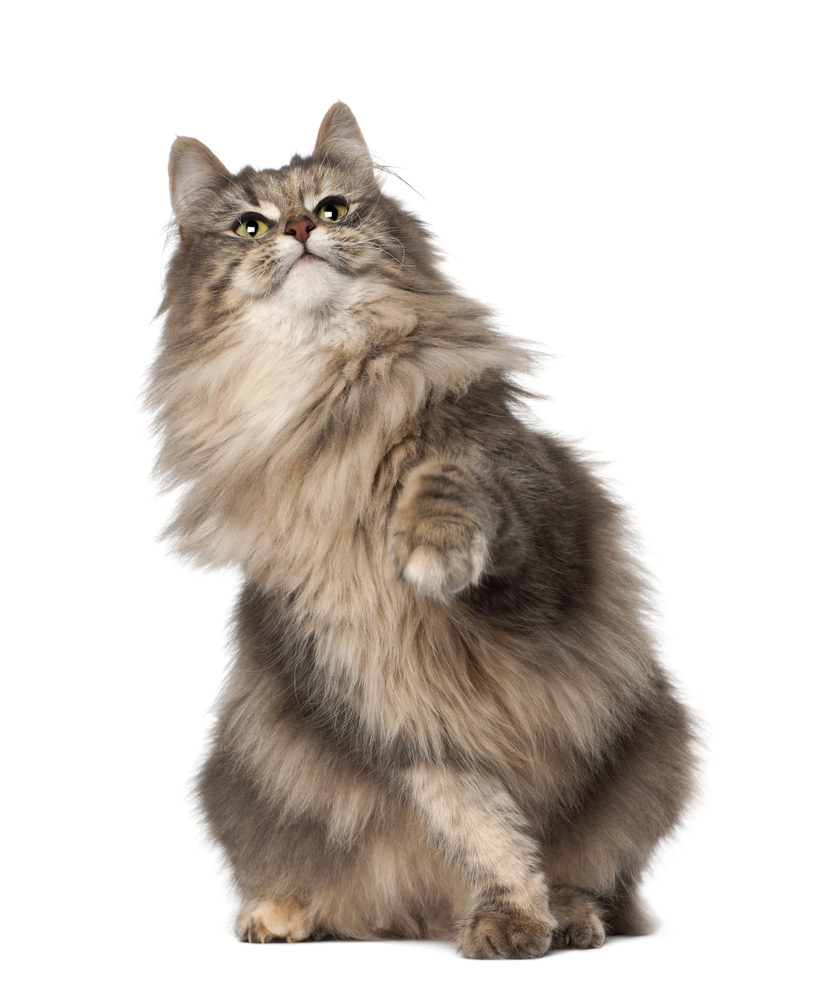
[402,765,556,959]
[388,458,501,598]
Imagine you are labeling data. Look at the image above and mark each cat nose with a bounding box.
[285,217,315,244]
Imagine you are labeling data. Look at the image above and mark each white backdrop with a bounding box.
[3,2,832,997]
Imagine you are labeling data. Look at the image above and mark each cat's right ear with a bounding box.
[168,137,230,238]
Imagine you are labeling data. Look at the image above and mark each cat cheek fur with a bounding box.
[149,102,697,959]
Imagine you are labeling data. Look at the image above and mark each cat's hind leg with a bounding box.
[542,682,693,943]
[602,876,656,937]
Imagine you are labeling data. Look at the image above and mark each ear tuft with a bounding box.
[313,103,374,184]
[168,137,230,223]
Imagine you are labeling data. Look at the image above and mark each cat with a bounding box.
[148,102,696,959]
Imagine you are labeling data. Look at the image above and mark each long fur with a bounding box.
[149,103,696,958]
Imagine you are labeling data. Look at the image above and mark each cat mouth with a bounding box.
[291,249,323,267]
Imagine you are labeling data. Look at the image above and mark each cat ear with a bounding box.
[168,137,230,224]
[313,103,374,185]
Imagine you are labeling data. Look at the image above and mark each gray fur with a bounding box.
[149,103,696,958]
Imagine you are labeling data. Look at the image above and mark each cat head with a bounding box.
[164,103,446,320]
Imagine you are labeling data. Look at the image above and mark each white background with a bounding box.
[3,2,832,997]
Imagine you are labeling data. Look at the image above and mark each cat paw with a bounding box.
[550,888,607,949]
[387,459,493,598]
[389,529,487,598]
[457,911,555,960]
[391,539,484,597]
[236,897,314,943]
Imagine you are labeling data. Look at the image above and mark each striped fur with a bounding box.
[149,103,696,959]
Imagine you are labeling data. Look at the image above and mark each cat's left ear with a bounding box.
[313,103,374,186]
[169,137,231,227]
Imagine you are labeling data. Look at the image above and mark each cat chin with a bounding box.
[274,257,354,316]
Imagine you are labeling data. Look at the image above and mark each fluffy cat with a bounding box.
[149,103,696,959]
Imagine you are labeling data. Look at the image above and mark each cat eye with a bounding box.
[234,216,269,239]
[316,199,348,223]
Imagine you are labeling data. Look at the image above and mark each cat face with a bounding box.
[165,104,443,322]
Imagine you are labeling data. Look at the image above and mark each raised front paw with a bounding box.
[457,911,555,960]
[236,897,315,943]
[388,459,493,599]
[389,527,487,598]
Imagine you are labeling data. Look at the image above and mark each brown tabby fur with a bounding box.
[149,103,696,959]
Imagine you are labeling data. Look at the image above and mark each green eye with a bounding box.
[316,200,348,222]
[234,217,269,238]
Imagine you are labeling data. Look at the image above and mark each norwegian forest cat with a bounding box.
[149,103,695,959]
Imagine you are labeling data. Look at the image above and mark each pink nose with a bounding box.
[285,217,315,244]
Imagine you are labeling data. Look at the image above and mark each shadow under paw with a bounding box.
[458,911,555,960]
